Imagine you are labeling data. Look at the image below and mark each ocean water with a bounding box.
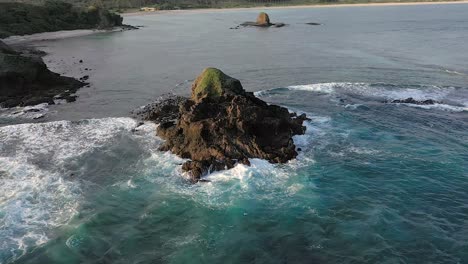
[1,4,468,264]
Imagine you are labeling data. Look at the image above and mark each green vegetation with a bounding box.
[192,68,227,100]
[192,67,243,102]
[0,1,123,38]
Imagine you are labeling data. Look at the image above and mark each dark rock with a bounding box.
[131,93,187,123]
[0,40,85,107]
[22,96,54,106]
[390,97,439,105]
[80,75,89,81]
[156,68,308,182]
[0,41,18,55]
[306,22,321,26]
[198,179,211,183]
[79,60,83,63]
[65,95,77,102]
[121,24,139,30]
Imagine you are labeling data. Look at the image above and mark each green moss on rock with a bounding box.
[191,68,244,102]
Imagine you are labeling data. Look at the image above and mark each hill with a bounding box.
[0,1,123,38]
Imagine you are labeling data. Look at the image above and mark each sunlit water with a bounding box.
[1,4,468,264]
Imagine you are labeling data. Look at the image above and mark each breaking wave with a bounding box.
[0,117,142,262]
[255,82,468,112]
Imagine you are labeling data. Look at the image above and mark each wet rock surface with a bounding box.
[0,40,86,108]
[151,68,308,182]
[387,97,439,105]
[132,94,186,123]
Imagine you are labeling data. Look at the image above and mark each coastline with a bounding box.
[123,0,468,16]
[1,27,131,45]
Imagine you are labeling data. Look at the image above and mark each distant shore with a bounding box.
[123,0,468,16]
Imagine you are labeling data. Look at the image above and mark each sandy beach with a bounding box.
[1,27,128,45]
[123,0,468,16]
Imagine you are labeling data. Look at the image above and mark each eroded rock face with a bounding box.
[0,40,85,108]
[155,68,308,182]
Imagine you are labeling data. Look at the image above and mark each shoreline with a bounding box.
[123,0,468,16]
[1,27,131,45]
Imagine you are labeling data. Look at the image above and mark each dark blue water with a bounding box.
[1,3,468,264]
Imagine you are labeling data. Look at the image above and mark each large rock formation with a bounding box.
[155,68,308,182]
[240,12,285,28]
[0,40,85,108]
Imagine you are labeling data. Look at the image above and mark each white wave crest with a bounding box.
[0,117,141,262]
[397,103,468,112]
[256,82,467,111]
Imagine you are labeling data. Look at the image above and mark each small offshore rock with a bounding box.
[240,12,285,28]
[256,12,271,26]
[389,97,439,105]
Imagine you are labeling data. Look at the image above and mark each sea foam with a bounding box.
[0,117,140,262]
[255,82,467,112]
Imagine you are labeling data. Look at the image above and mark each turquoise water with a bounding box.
[1,4,468,264]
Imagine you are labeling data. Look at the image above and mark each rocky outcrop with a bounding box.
[256,12,271,26]
[154,68,308,182]
[240,12,285,28]
[0,40,85,108]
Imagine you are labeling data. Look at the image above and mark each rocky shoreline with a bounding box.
[0,40,86,108]
[136,68,309,182]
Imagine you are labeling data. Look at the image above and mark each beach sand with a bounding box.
[2,28,127,45]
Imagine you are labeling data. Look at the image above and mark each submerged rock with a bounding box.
[0,40,85,108]
[154,68,308,182]
[240,12,285,28]
[306,22,321,26]
[388,98,439,105]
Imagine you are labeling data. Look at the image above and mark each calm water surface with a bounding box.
[1,4,468,264]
